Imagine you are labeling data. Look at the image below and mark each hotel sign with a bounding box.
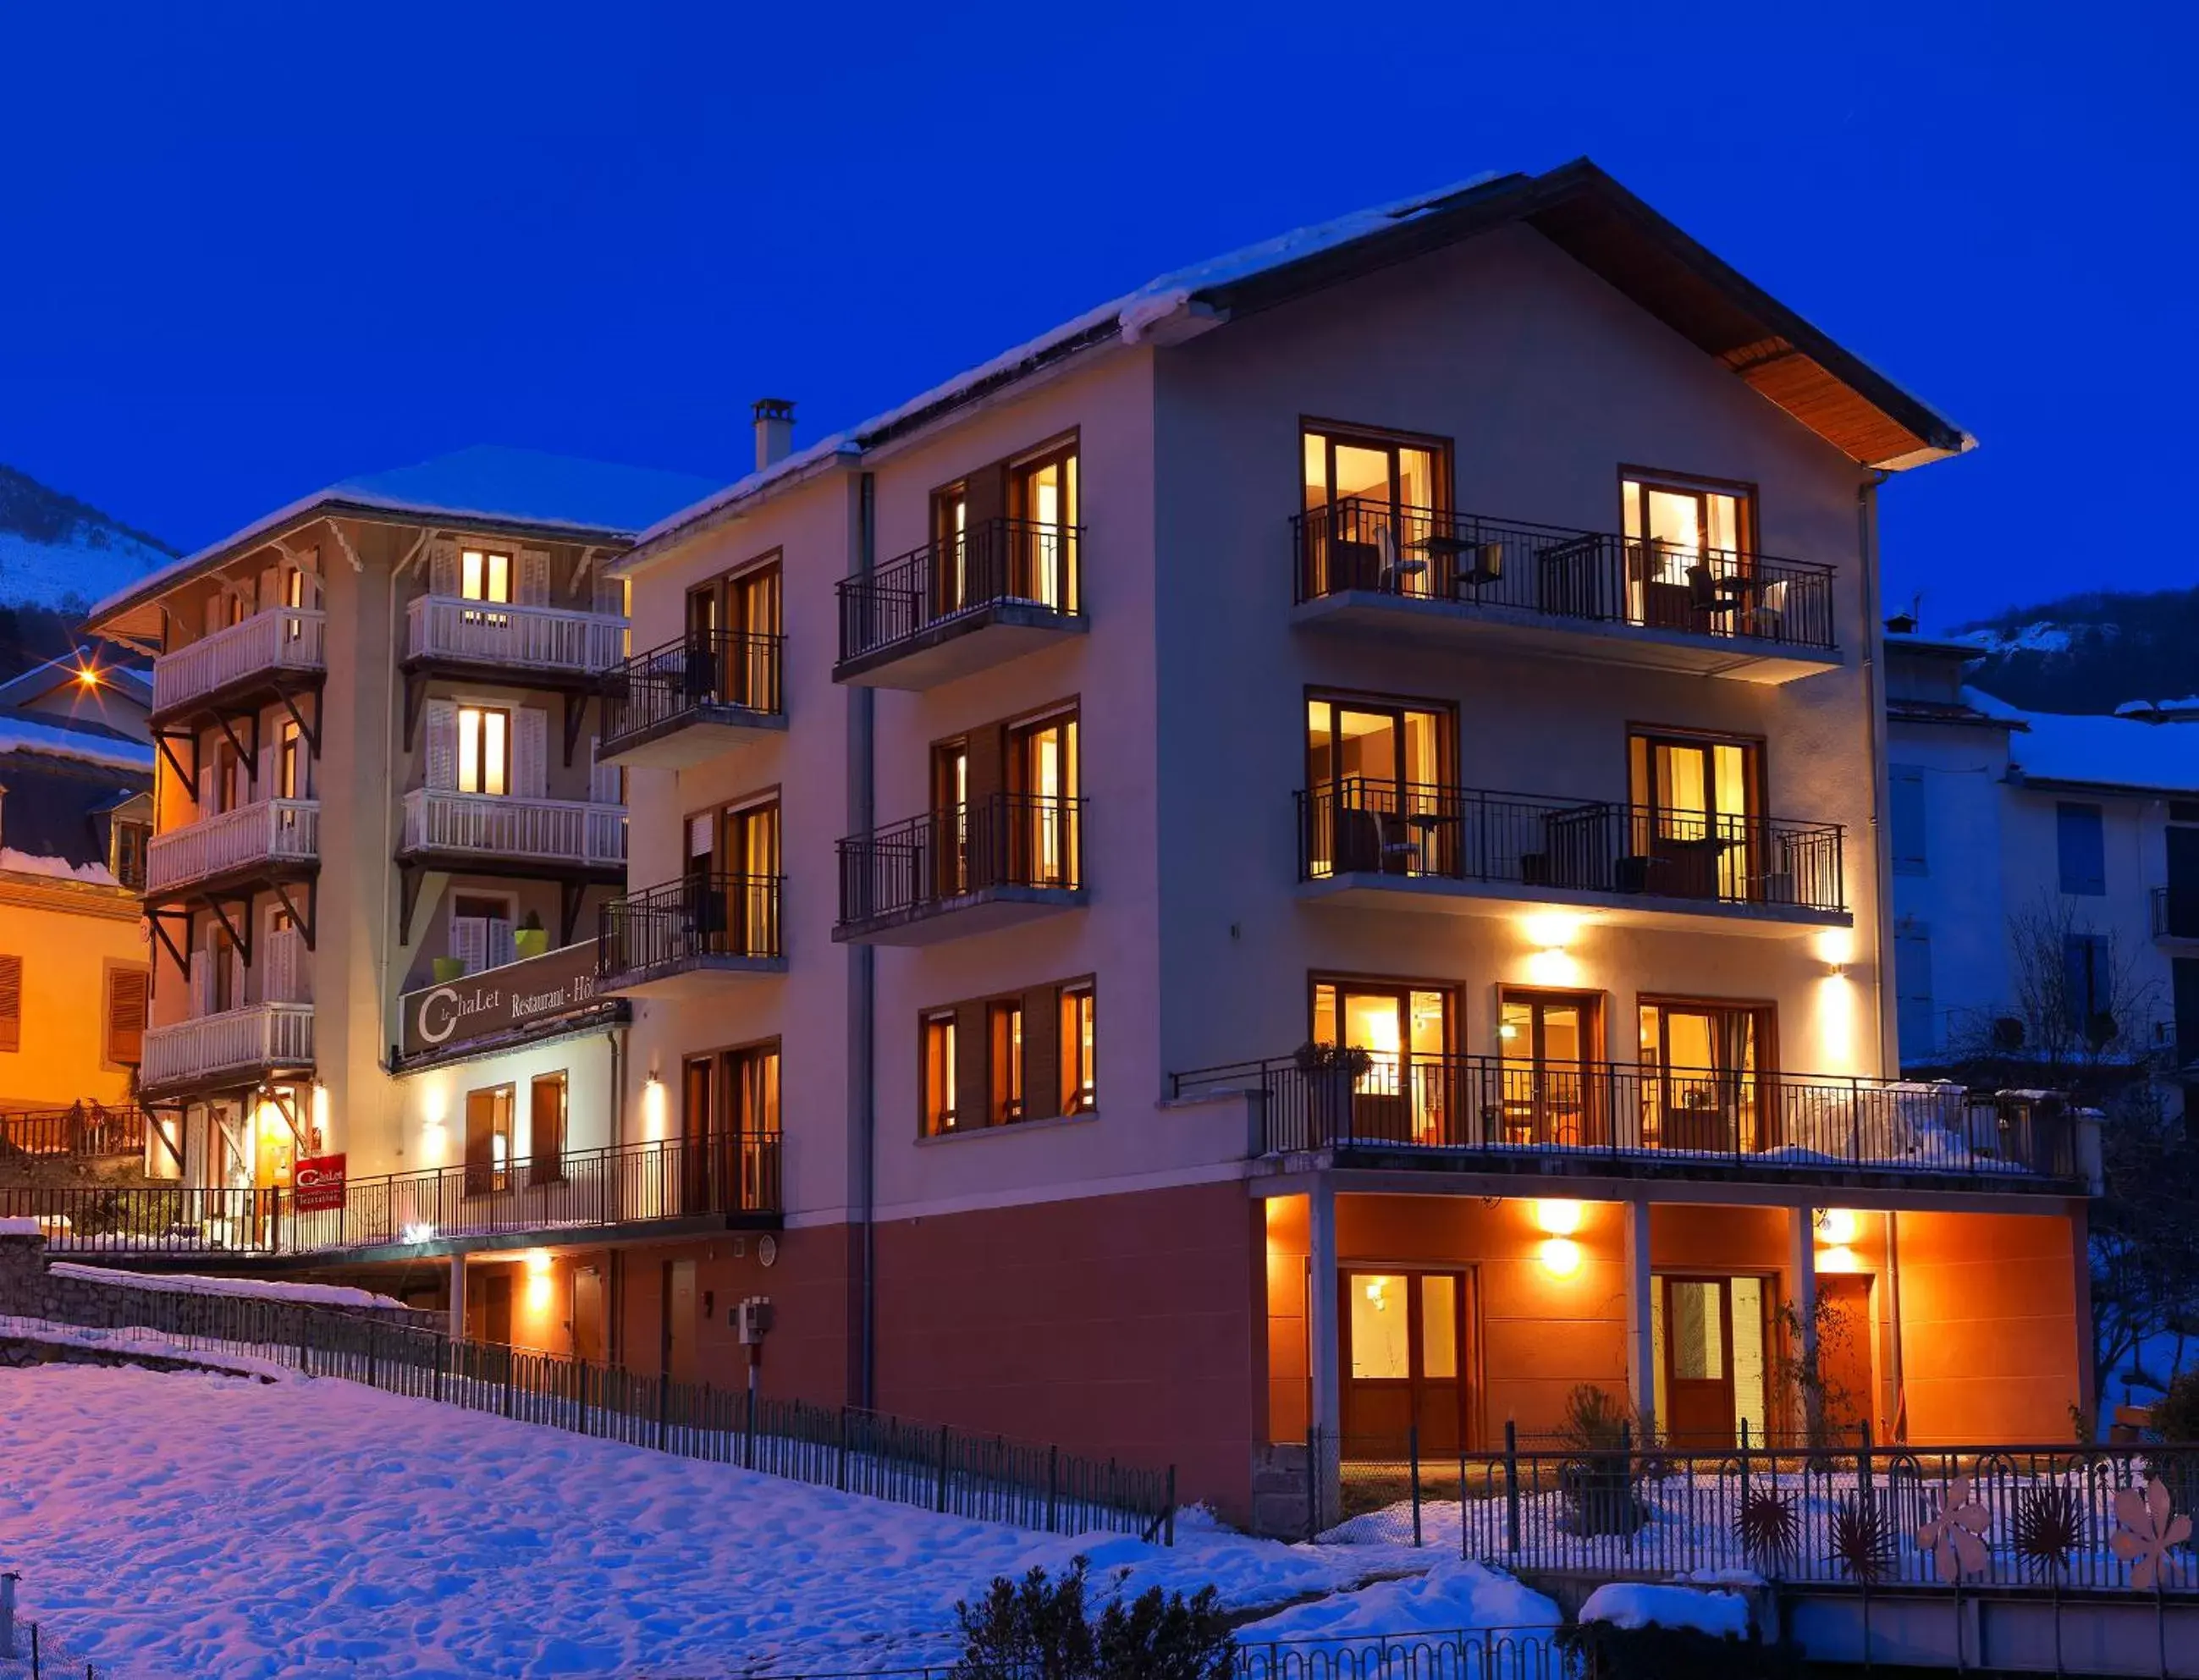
[400,942,603,1060]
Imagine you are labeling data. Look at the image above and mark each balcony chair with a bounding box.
[1749,578,1790,637]
[1459,539,1504,591]
[1331,807,1413,875]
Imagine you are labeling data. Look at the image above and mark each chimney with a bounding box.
[752,398,796,472]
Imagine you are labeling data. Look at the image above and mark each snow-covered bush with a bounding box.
[950,1557,1232,1680]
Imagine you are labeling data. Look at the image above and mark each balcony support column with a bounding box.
[1308,1177,1342,1519]
[449,1250,468,1342]
[1623,1193,1656,1437]
[1788,1205,1821,1440]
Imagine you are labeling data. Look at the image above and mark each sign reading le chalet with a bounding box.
[400,941,604,1060]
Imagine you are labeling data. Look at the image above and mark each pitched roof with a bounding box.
[628,159,1973,564]
[88,446,720,637]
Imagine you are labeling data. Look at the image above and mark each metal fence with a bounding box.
[0,1135,782,1258]
[1172,1056,2079,1185]
[6,1288,1175,1544]
[726,1628,1567,1680]
[837,517,1083,666]
[1292,498,1836,652]
[1301,1426,2199,1595]
[599,630,785,748]
[1298,779,1844,914]
[599,873,784,978]
[838,794,1083,931]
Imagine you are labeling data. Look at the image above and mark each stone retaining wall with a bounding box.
[0,1335,277,1381]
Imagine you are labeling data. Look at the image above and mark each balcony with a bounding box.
[140,1002,315,1099]
[598,631,785,768]
[404,594,626,686]
[145,798,319,901]
[150,606,325,724]
[399,790,626,879]
[1295,779,1848,935]
[598,873,786,994]
[835,517,1085,689]
[2152,885,2199,941]
[1173,1054,2088,1191]
[1290,501,1840,684]
[835,793,1084,945]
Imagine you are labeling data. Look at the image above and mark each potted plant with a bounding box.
[514,909,549,959]
[432,956,467,983]
[1293,1041,1371,1147]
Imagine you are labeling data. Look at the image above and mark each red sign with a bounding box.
[293,1154,347,1213]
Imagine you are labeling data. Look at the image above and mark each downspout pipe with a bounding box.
[852,471,879,1411]
[1858,471,1898,1078]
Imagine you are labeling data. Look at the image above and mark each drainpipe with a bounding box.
[1857,472,1898,1077]
[851,471,879,1411]
[609,1025,625,1147]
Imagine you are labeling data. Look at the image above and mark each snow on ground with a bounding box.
[48,1263,410,1311]
[0,1362,1491,1678]
[1579,1581,1751,1638]
[1235,1559,1557,1649]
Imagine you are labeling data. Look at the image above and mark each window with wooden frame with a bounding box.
[460,547,514,605]
[1007,439,1079,613]
[928,434,1080,618]
[687,554,784,711]
[1310,976,1456,1143]
[1637,996,1776,1154]
[1300,422,1452,597]
[1305,692,1454,878]
[463,1082,515,1194]
[528,1072,567,1187]
[276,719,308,801]
[1009,706,1079,889]
[111,820,150,891]
[456,706,510,796]
[105,966,148,1067]
[1619,469,1758,628]
[0,955,21,1054]
[921,978,1094,1137]
[1627,728,1765,902]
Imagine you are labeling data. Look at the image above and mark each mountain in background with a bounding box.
[1948,587,2199,715]
[0,464,174,615]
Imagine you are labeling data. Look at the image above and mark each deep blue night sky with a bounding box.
[1,3,2186,625]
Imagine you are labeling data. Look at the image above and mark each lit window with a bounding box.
[989,1001,1023,1126]
[460,549,512,604]
[1060,984,1096,1113]
[922,1012,957,1136]
[457,708,510,796]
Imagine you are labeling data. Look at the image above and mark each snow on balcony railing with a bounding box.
[401,790,626,868]
[405,595,627,675]
[146,799,319,895]
[141,1003,315,1092]
[151,608,325,715]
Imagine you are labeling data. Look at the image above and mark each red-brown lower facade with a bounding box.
[378,1178,2093,1528]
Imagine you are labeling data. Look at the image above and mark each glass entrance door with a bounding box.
[1341,1270,1473,1455]
[1313,980,1452,1143]
[1651,1274,1770,1447]
[1496,989,1604,1146]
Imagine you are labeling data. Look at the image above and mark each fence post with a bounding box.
[297,1314,311,1380]
[1,1569,17,1660]
[1046,1444,1059,1534]
[934,1424,951,1514]
[1857,1417,1874,1516]
[1305,1425,1320,1544]
[656,1373,669,1453]
[742,1386,758,1472]
[1409,1424,1423,1549]
[1739,1416,1752,1538]
[503,1351,515,1419]
[1504,1419,1520,1558]
[835,1407,849,1492]
[1164,1467,1177,1547]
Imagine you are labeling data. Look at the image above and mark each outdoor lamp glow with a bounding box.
[1534,1198,1584,1237]
[1539,1237,1584,1280]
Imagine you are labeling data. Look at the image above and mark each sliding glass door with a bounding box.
[1629,731,1761,901]
[1302,427,1449,595]
[1305,697,1451,877]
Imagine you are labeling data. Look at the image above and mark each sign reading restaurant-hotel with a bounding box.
[400,941,604,1060]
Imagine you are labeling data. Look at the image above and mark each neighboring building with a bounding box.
[0,652,156,1114]
[85,447,717,1228]
[570,159,2097,1519]
[1886,634,2199,1082]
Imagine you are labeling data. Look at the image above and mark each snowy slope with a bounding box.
[0,465,174,613]
[0,1360,1515,1677]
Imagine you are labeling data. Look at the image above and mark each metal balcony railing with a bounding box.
[836,517,1082,666]
[145,798,319,896]
[1291,499,1837,652]
[141,1002,315,1092]
[2152,884,2199,940]
[401,790,626,869]
[1171,1054,2079,1183]
[152,606,325,715]
[1298,779,1845,913]
[599,631,783,748]
[837,793,1083,929]
[598,873,784,978]
[405,594,627,675]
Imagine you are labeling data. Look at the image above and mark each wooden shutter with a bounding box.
[451,916,488,977]
[593,574,626,617]
[107,967,147,1065]
[429,540,460,597]
[953,999,989,1132]
[190,948,213,1016]
[588,736,621,806]
[514,708,548,798]
[518,549,552,607]
[264,928,297,1005]
[0,956,21,1054]
[423,700,459,790]
[256,564,278,614]
[487,917,516,969]
[1021,983,1061,1121]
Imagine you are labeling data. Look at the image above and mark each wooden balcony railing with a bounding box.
[1292,499,1837,652]
[1172,1054,2081,1185]
[401,790,626,869]
[141,1003,315,1093]
[405,594,627,675]
[151,606,325,716]
[146,798,319,896]
[1298,779,1845,913]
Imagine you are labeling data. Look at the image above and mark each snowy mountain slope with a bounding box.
[0,465,174,612]
[1950,587,2199,716]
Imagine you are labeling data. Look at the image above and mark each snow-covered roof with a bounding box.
[0,715,154,774]
[628,159,1973,563]
[89,446,720,631]
[2006,707,2199,796]
[0,647,152,712]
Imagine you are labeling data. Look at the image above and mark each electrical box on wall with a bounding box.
[735,1296,774,1346]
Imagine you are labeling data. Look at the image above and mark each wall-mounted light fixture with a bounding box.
[1522,912,1584,987]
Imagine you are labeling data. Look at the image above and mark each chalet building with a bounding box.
[573,161,2099,1518]
[1887,635,2199,1090]
[84,449,720,1253]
